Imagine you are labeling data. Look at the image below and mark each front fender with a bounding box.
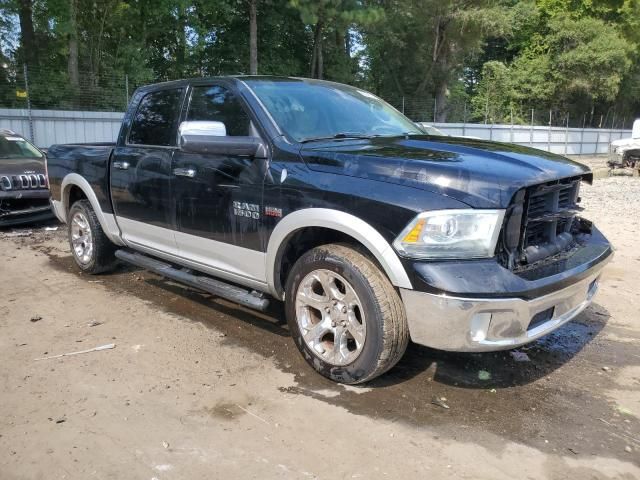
[265,208,412,298]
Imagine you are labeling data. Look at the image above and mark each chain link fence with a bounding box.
[0,64,135,112]
[0,63,636,147]
[384,94,635,130]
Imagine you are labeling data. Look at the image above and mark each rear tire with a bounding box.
[285,243,409,384]
[68,200,116,274]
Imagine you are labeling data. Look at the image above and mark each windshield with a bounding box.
[0,135,43,160]
[245,79,422,142]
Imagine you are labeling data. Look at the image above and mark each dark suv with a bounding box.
[0,130,54,226]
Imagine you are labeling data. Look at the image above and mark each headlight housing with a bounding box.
[0,175,12,191]
[393,209,505,259]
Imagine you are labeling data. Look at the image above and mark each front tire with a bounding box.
[68,199,116,274]
[285,244,409,384]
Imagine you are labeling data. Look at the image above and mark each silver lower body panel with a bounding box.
[400,270,603,352]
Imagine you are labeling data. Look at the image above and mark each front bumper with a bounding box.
[399,228,612,351]
[401,270,603,351]
[0,192,55,227]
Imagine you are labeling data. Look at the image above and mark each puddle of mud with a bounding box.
[31,242,640,464]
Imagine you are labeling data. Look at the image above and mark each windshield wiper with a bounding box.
[299,132,373,143]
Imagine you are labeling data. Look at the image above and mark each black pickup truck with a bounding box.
[47,77,612,384]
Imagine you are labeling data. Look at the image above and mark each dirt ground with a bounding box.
[1,176,639,480]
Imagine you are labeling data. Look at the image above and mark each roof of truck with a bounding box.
[134,76,345,93]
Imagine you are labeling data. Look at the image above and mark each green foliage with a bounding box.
[0,0,638,125]
[471,61,516,123]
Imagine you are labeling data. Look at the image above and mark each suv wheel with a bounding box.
[285,244,409,384]
[68,200,116,274]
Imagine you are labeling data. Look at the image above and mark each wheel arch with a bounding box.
[266,208,412,298]
[60,173,124,246]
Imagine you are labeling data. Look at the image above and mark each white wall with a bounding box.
[0,108,124,148]
[0,108,632,155]
[428,122,631,155]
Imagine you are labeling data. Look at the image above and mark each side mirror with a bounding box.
[178,120,267,158]
[632,119,640,140]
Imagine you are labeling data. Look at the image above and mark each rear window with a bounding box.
[0,135,42,160]
[128,88,184,146]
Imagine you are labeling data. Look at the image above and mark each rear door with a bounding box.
[172,82,268,284]
[110,87,185,254]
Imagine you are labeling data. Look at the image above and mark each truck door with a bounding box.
[172,82,267,285]
[110,87,185,254]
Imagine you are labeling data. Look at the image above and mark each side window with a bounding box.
[128,88,183,146]
[187,85,251,136]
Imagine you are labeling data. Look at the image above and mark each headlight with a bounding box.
[393,209,505,259]
[0,175,12,191]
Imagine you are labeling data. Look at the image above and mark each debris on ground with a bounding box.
[602,366,611,372]
[34,343,116,361]
[44,226,59,231]
[567,447,578,455]
[431,396,450,409]
[55,417,66,424]
[616,405,634,416]
[236,404,271,425]
[87,321,103,327]
[162,441,169,449]
[625,446,633,453]
[30,315,43,323]
[510,351,531,362]
[478,370,491,380]
[1,230,32,238]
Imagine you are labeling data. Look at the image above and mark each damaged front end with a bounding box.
[0,174,54,227]
[498,174,601,275]
[608,144,640,173]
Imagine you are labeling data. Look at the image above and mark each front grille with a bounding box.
[1,174,48,190]
[520,177,581,264]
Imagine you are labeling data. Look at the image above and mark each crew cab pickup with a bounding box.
[47,77,612,384]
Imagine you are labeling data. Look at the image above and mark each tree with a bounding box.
[506,13,634,123]
[290,0,382,79]
[249,0,258,74]
[17,0,37,66]
[365,0,511,121]
[471,60,515,123]
[67,0,79,88]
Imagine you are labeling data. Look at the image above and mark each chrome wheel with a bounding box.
[70,211,93,265]
[295,269,367,366]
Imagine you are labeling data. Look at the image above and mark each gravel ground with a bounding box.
[0,177,639,479]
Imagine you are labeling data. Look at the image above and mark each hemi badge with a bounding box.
[265,206,283,218]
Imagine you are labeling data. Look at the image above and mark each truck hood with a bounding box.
[610,137,640,149]
[300,135,591,208]
[0,157,46,176]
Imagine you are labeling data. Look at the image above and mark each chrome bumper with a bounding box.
[400,270,602,352]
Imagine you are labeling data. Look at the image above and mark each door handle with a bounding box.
[113,161,130,170]
[173,168,196,178]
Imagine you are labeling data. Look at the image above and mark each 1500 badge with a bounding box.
[233,201,260,219]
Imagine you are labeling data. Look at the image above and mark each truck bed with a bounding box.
[47,143,115,215]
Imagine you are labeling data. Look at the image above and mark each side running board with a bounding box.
[115,249,270,312]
